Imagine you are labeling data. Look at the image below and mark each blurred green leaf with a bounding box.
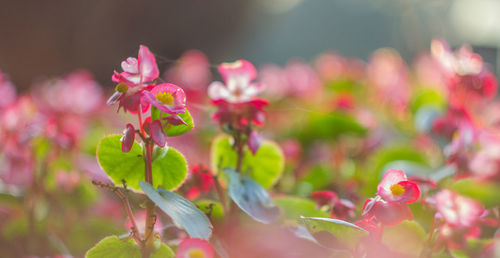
[86,236,141,258]
[449,178,500,208]
[96,135,187,191]
[299,216,368,249]
[296,112,367,143]
[381,221,426,255]
[298,165,334,192]
[274,196,329,220]
[140,181,212,240]
[194,199,225,221]
[410,89,446,114]
[211,136,284,189]
[151,107,194,137]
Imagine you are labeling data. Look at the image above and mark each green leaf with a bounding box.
[274,196,329,220]
[449,178,500,208]
[151,241,175,258]
[194,199,225,221]
[295,112,367,143]
[151,107,194,137]
[140,181,213,240]
[96,135,187,191]
[381,221,426,255]
[224,168,280,224]
[299,216,368,249]
[86,236,174,258]
[86,236,141,258]
[211,135,284,188]
[410,89,446,114]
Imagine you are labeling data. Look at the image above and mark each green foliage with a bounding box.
[140,181,213,240]
[449,178,500,208]
[381,221,426,255]
[194,199,225,221]
[86,236,141,258]
[96,135,187,191]
[86,236,174,258]
[410,89,446,114]
[274,196,329,220]
[295,112,367,143]
[299,216,368,249]
[211,135,284,189]
[151,107,194,136]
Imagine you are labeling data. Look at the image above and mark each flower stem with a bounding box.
[143,140,156,258]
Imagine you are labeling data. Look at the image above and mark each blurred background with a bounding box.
[1,0,499,90]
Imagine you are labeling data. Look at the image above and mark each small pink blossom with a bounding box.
[434,190,484,228]
[362,196,413,226]
[141,83,186,116]
[377,169,420,204]
[208,60,263,103]
[0,70,16,110]
[150,120,167,147]
[175,238,214,258]
[248,131,262,155]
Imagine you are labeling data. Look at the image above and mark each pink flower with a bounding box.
[362,196,413,226]
[141,83,187,116]
[107,45,159,113]
[431,39,498,104]
[311,191,338,207]
[150,120,167,147]
[175,238,214,258]
[208,60,263,103]
[469,144,500,181]
[377,169,420,204]
[434,190,484,228]
[164,50,211,91]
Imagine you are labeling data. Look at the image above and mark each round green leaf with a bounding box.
[96,135,187,191]
[211,135,284,188]
[151,107,194,137]
[86,236,141,258]
[274,196,329,220]
[194,199,225,221]
[86,236,174,258]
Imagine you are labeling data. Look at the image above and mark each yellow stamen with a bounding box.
[115,83,128,93]
[156,92,174,105]
[390,184,405,196]
[188,249,205,258]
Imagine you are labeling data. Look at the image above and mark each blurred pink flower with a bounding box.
[164,50,211,91]
[175,238,214,258]
[362,196,413,226]
[434,189,484,228]
[0,71,16,110]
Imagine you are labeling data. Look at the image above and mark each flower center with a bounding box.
[115,83,128,93]
[390,184,405,196]
[156,92,174,105]
[188,249,205,258]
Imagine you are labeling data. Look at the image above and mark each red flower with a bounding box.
[362,196,413,226]
[184,165,215,200]
[434,190,484,228]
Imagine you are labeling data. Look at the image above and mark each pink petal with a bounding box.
[150,83,186,106]
[218,59,257,83]
[369,199,413,226]
[150,120,167,147]
[311,191,338,207]
[121,57,138,74]
[106,91,123,105]
[121,124,135,152]
[207,81,231,100]
[138,45,159,83]
[141,90,185,115]
[396,181,420,203]
[175,238,214,258]
[248,131,262,155]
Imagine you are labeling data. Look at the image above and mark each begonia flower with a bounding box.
[175,238,214,258]
[0,70,16,109]
[208,60,262,103]
[311,191,338,208]
[434,190,484,228]
[141,83,187,116]
[150,120,167,147]
[107,45,159,113]
[377,169,420,204]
